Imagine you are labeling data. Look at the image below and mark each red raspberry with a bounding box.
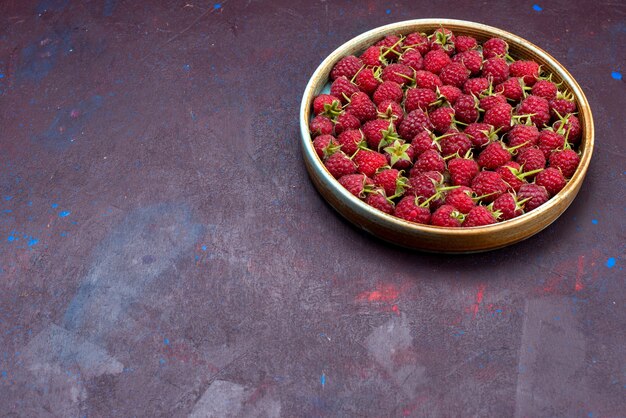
[517,183,549,211]
[430,27,456,55]
[496,78,525,102]
[313,134,338,159]
[403,32,431,55]
[482,57,509,84]
[495,162,526,192]
[538,129,565,158]
[532,80,558,101]
[373,81,403,105]
[423,49,452,74]
[365,189,395,214]
[398,109,433,140]
[360,46,383,67]
[453,94,479,124]
[384,139,415,170]
[448,156,479,186]
[479,94,508,111]
[411,149,445,174]
[355,67,381,95]
[354,149,387,178]
[399,49,423,71]
[331,55,363,80]
[553,114,582,144]
[313,94,341,116]
[405,88,438,112]
[465,123,496,148]
[463,205,498,227]
[516,147,546,173]
[431,205,464,227]
[471,171,508,203]
[440,62,470,87]
[408,171,444,203]
[509,60,540,86]
[455,35,478,53]
[414,70,443,90]
[339,174,373,198]
[477,142,512,169]
[517,95,551,127]
[374,168,408,197]
[549,96,577,120]
[463,77,490,95]
[376,35,403,59]
[377,100,404,126]
[440,131,472,157]
[535,167,566,196]
[309,115,333,137]
[362,119,395,150]
[337,129,364,156]
[483,38,509,59]
[493,192,524,220]
[330,76,359,103]
[445,186,476,213]
[507,124,539,151]
[347,92,377,122]
[381,63,414,85]
[429,106,455,133]
[452,50,483,75]
[410,131,440,156]
[324,151,357,178]
[483,103,513,132]
[334,112,361,135]
[549,149,580,178]
[394,195,431,224]
[438,85,462,105]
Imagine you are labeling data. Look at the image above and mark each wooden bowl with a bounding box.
[299,19,593,253]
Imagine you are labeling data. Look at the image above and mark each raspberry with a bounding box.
[398,109,433,140]
[410,131,440,156]
[414,70,443,90]
[313,94,341,116]
[455,35,478,53]
[309,115,333,137]
[313,134,338,159]
[535,167,566,196]
[403,32,431,55]
[517,95,551,127]
[463,77,490,96]
[438,85,462,105]
[479,94,508,112]
[355,67,381,95]
[493,192,525,220]
[399,49,423,71]
[354,149,387,178]
[360,46,383,67]
[448,156,479,186]
[405,88,438,112]
[453,94,479,124]
[538,129,565,158]
[517,183,549,211]
[553,114,582,144]
[440,131,472,157]
[509,60,540,86]
[431,205,464,227]
[483,103,513,132]
[482,57,509,84]
[408,171,444,203]
[463,205,498,227]
[381,63,414,85]
[365,189,395,214]
[334,112,361,135]
[444,186,476,213]
[394,195,431,224]
[507,124,539,151]
[516,147,546,173]
[384,139,415,170]
[347,92,377,122]
[477,142,513,169]
[330,76,359,103]
[331,55,363,80]
[471,171,508,203]
[373,81,403,105]
[548,149,580,178]
[377,100,404,126]
[339,174,373,198]
[324,151,357,179]
[440,62,470,87]
[362,119,395,150]
[374,168,408,197]
[532,80,558,101]
[452,50,483,75]
[337,129,364,156]
[429,106,455,133]
[496,77,525,102]
[483,38,509,59]
[465,122,496,148]
[411,149,445,174]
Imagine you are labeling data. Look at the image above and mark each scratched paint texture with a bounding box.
[0,0,624,417]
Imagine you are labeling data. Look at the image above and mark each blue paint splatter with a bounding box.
[2,209,12,214]
[606,258,616,268]
[17,29,72,81]
[320,373,326,386]
[51,203,59,208]
[201,245,207,251]
[164,338,170,345]
[159,358,166,365]
[7,235,16,242]
[1,371,6,377]
[591,219,598,225]
[60,232,68,237]
[4,196,12,201]
[532,4,542,11]
[0,74,4,78]
[28,238,39,247]
[386,9,391,14]
[214,3,221,9]
[59,211,71,218]
[553,316,560,321]
[611,71,622,80]
[183,64,191,71]
[103,0,117,17]
[27,201,33,206]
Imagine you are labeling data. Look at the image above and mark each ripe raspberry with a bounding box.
[313,94,341,116]
[376,35,403,59]
[517,95,551,127]
[549,93,577,120]
[471,171,508,203]
[431,205,464,227]
[429,106,455,133]
[331,55,363,81]
[354,149,387,178]
[452,50,483,75]
[517,183,549,211]
[334,112,361,135]
[410,131,440,156]
[381,63,414,85]
[465,122,497,148]
[363,119,395,150]
[532,80,558,101]
[484,103,513,132]
[509,60,540,86]
[496,77,525,102]
[440,131,472,157]
[324,151,357,178]
[360,46,383,67]
[516,147,546,173]
[408,171,443,202]
[313,134,339,159]
[493,192,525,220]
[411,149,445,174]
[339,174,373,198]
[483,37,509,59]
[309,115,333,137]
[463,205,498,227]
[399,49,423,71]
[553,114,582,144]
[535,167,566,196]
[440,62,470,87]
[377,100,404,126]
[479,93,508,111]
[347,92,377,122]
[438,85,462,105]
[394,195,431,224]
[548,149,580,178]
[330,76,359,103]
[337,129,364,156]
[374,168,408,197]
[537,129,565,158]
[444,186,476,213]
[398,109,433,140]
[403,32,431,55]
[455,35,478,53]
[463,77,490,95]
[448,156,479,186]
[430,27,456,55]
[507,123,539,151]
[365,189,395,214]
[495,162,526,192]
[373,81,404,105]
[405,88,438,112]
[414,70,443,90]
[453,94,479,124]
[482,57,510,84]
[424,49,452,74]
[477,142,513,169]
[384,139,415,170]
[355,67,381,95]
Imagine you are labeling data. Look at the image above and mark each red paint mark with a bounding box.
[391,304,400,315]
[575,255,585,291]
[471,284,486,319]
[357,283,400,303]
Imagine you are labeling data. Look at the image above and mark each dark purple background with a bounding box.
[0,0,624,416]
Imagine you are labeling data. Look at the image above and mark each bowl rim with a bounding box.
[299,18,594,239]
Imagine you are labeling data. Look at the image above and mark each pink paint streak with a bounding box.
[471,284,486,319]
[357,283,400,303]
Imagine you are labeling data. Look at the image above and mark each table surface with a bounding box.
[1,1,624,416]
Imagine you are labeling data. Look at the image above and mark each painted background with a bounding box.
[0,0,624,416]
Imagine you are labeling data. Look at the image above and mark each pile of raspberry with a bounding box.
[309,28,582,227]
